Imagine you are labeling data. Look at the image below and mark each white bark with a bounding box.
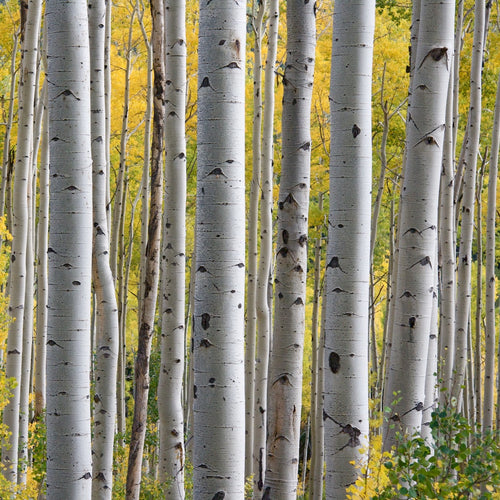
[438,67,456,399]
[324,2,374,497]
[126,0,164,496]
[157,0,186,494]
[264,1,315,496]
[484,72,500,432]
[2,0,42,481]
[252,0,279,495]
[245,0,264,479]
[452,0,485,406]
[384,0,455,447]
[193,0,246,495]
[35,91,49,419]
[88,0,119,495]
[46,0,93,495]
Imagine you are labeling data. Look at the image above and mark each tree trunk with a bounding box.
[252,0,279,495]
[89,0,119,495]
[157,0,186,494]
[2,0,42,481]
[45,0,93,494]
[126,0,165,496]
[264,0,315,496]
[452,0,485,407]
[484,72,500,432]
[384,0,455,447]
[193,0,246,495]
[324,2,374,497]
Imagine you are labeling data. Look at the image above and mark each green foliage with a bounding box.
[349,406,500,499]
[376,1,411,23]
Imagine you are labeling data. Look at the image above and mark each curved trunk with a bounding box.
[193,0,246,495]
[89,0,119,496]
[264,1,315,497]
[45,0,93,494]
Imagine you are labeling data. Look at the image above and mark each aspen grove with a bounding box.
[1,0,500,498]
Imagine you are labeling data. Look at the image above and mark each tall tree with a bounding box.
[324,1,375,497]
[192,0,246,495]
[264,0,316,496]
[45,0,93,494]
[452,0,485,406]
[384,0,455,446]
[2,0,42,481]
[157,0,187,494]
[88,0,119,496]
[126,0,165,496]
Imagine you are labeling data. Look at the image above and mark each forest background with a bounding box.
[0,0,500,498]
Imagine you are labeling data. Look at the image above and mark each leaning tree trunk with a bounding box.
[383,0,455,448]
[89,0,119,496]
[323,2,375,498]
[126,0,165,497]
[2,0,42,482]
[264,1,315,497]
[45,0,93,495]
[452,0,485,407]
[157,0,186,494]
[192,0,246,495]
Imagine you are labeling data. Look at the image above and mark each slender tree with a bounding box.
[253,0,279,494]
[2,0,42,481]
[264,0,315,496]
[452,0,485,406]
[192,0,246,495]
[126,0,165,496]
[157,0,187,493]
[45,0,93,494]
[89,0,119,495]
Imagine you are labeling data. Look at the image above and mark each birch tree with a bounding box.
[45,0,93,494]
[264,1,315,496]
[157,0,186,493]
[193,0,246,495]
[126,0,164,496]
[253,0,279,494]
[88,0,119,495]
[2,0,42,481]
[483,72,500,432]
[384,0,455,447]
[452,0,485,406]
[323,1,375,497]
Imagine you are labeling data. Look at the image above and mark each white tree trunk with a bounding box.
[245,0,264,479]
[264,1,315,497]
[45,0,93,494]
[384,0,455,447]
[483,72,500,432]
[324,2,374,497]
[126,0,164,496]
[252,0,279,495]
[193,0,246,495]
[157,0,186,494]
[88,0,119,496]
[452,0,485,406]
[2,0,42,481]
